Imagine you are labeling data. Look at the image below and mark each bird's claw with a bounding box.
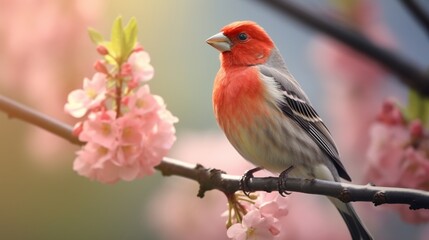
[240,167,263,197]
[278,165,294,197]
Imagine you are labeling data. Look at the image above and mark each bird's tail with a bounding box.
[329,197,373,240]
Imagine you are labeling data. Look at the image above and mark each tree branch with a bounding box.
[1,94,429,210]
[0,95,81,145]
[255,0,429,96]
[401,0,429,37]
[157,159,429,210]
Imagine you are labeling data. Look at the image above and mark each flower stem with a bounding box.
[115,75,123,118]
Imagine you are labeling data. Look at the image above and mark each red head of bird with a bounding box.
[206,21,275,67]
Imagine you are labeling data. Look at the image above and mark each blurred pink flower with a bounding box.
[0,0,103,163]
[366,125,409,186]
[310,0,396,171]
[147,132,371,240]
[276,193,353,240]
[366,101,429,223]
[419,225,429,240]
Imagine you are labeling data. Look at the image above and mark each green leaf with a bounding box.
[330,0,358,10]
[100,42,115,65]
[406,89,422,122]
[423,97,429,127]
[104,55,117,66]
[110,16,126,64]
[123,17,138,58]
[88,28,104,45]
[88,16,140,66]
[406,88,429,127]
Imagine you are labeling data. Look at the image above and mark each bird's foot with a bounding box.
[278,165,294,197]
[240,167,263,197]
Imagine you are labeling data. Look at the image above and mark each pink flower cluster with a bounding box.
[65,48,177,183]
[366,99,429,223]
[226,192,289,240]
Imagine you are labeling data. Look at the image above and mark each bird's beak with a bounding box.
[206,32,231,52]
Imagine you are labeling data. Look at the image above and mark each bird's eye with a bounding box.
[238,32,248,41]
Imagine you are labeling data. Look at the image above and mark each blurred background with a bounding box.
[0,0,429,239]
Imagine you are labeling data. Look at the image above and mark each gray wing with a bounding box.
[258,49,351,181]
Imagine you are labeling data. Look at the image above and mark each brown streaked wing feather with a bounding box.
[258,61,352,181]
[280,92,351,181]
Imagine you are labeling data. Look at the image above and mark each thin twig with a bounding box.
[255,0,429,96]
[0,95,81,145]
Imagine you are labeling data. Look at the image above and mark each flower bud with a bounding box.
[127,78,139,90]
[120,63,133,77]
[133,44,144,52]
[409,119,424,139]
[72,121,83,137]
[96,45,109,55]
[377,99,404,125]
[94,60,108,74]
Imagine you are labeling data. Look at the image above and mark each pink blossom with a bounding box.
[227,209,277,240]
[127,85,160,119]
[257,193,289,220]
[395,148,429,223]
[74,139,146,184]
[127,51,154,82]
[75,141,168,183]
[276,193,354,240]
[112,114,144,166]
[73,142,118,183]
[376,99,405,125]
[366,123,410,185]
[233,193,288,240]
[401,148,429,187]
[410,119,424,139]
[366,101,429,223]
[65,73,107,118]
[117,115,144,145]
[224,191,287,240]
[78,111,117,148]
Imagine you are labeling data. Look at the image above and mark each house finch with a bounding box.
[206,21,372,240]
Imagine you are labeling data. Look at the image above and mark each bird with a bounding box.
[206,20,373,240]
